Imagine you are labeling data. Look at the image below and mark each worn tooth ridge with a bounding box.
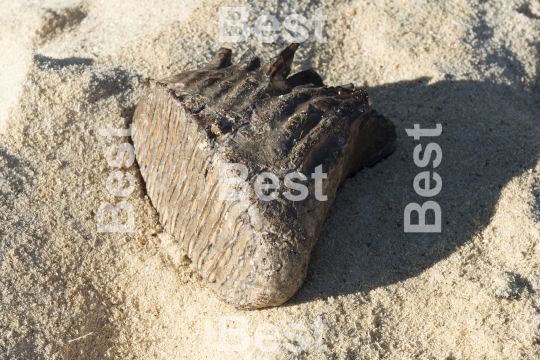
[132,43,397,309]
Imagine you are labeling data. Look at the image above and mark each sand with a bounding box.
[1,0,539,358]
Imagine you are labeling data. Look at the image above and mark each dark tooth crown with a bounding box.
[132,43,396,309]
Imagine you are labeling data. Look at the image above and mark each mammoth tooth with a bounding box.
[238,50,261,71]
[267,43,299,83]
[132,44,397,309]
[204,47,232,70]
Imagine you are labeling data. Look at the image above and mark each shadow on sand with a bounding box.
[290,77,540,304]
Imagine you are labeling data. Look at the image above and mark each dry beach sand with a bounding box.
[1,0,540,358]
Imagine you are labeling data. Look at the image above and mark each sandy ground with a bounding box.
[1,0,540,359]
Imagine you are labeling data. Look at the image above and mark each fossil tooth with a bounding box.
[238,50,261,71]
[286,68,324,87]
[205,47,232,69]
[267,43,298,80]
[132,44,396,309]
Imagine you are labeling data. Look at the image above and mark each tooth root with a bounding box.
[286,69,324,87]
[266,43,300,83]
[238,51,261,71]
[205,47,232,69]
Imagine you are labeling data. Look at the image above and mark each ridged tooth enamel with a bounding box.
[132,43,397,309]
